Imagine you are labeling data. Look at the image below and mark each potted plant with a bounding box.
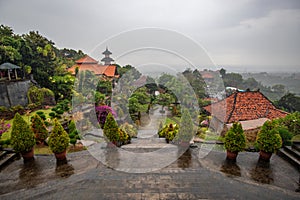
[256,120,282,161]
[103,112,120,147]
[11,113,36,162]
[31,114,48,145]
[224,122,246,161]
[48,119,70,161]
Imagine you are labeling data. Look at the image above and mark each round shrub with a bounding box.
[224,122,246,153]
[256,121,282,153]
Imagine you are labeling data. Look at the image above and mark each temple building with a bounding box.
[67,47,118,80]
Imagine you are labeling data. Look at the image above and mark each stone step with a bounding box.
[0,150,8,160]
[284,146,300,160]
[292,143,300,152]
[0,152,19,171]
[278,148,300,171]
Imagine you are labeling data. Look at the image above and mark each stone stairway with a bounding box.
[0,148,19,171]
[278,142,300,171]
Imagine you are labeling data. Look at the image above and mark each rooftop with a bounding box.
[204,91,288,123]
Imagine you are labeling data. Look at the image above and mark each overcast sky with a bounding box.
[1,0,300,72]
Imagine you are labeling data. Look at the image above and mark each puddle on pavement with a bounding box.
[220,159,241,177]
[250,159,274,184]
[55,160,75,178]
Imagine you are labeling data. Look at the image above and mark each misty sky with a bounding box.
[1,0,300,72]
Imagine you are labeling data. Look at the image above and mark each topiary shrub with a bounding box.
[256,121,282,153]
[48,119,70,153]
[31,114,48,144]
[103,112,120,144]
[224,122,246,153]
[11,113,36,153]
[176,109,194,144]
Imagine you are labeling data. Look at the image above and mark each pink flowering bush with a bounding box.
[95,105,117,128]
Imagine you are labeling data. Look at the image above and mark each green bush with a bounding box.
[277,127,293,146]
[68,120,77,134]
[256,121,282,153]
[70,138,77,146]
[11,113,36,153]
[224,122,246,152]
[49,112,56,118]
[48,119,70,153]
[31,114,48,144]
[176,109,194,143]
[103,112,120,143]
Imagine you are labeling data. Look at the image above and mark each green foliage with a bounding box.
[27,85,55,105]
[277,93,300,112]
[94,91,105,105]
[277,127,293,146]
[70,138,77,146]
[11,113,36,153]
[177,109,194,143]
[256,121,282,153]
[128,87,151,115]
[224,122,246,152]
[276,112,300,136]
[31,114,48,144]
[36,111,46,120]
[48,119,70,153]
[68,120,77,134]
[120,123,138,138]
[103,112,119,142]
[158,123,179,142]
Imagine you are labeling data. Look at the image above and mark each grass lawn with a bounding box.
[292,134,300,142]
[0,108,53,141]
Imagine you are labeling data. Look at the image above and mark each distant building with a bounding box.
[203,90,288,141]
[67,47,118,79]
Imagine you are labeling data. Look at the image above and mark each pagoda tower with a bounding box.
[101,47,114,65]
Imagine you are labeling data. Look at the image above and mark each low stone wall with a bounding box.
[0,80,31,108]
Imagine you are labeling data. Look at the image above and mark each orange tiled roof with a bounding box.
[75,55,98,64]
[203,91,288,123]
[68,55,117,77]
[103,65,117,77]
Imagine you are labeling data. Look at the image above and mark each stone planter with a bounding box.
[226,150,238,161]
[54,150,67,161]
[21,148,34,162]
[259,150,272,161]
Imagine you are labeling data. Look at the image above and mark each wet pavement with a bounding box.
[0,148,299,200]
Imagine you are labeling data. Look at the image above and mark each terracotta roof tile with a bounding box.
[203,91,288,123]
[75,55,98,64]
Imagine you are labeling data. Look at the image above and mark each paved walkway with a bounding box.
[0,149,299,200]
[1,107,299,199]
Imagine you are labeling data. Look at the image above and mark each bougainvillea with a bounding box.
[95,105,117,128]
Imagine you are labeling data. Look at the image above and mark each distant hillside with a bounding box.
[242,72,300,96]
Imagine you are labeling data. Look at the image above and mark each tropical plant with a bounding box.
[10,113,35,153]
[256,121,282,153]
[120,123,138,138]
[31,114,48,144]
[48,119,70,153]
[224,122,246,153]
